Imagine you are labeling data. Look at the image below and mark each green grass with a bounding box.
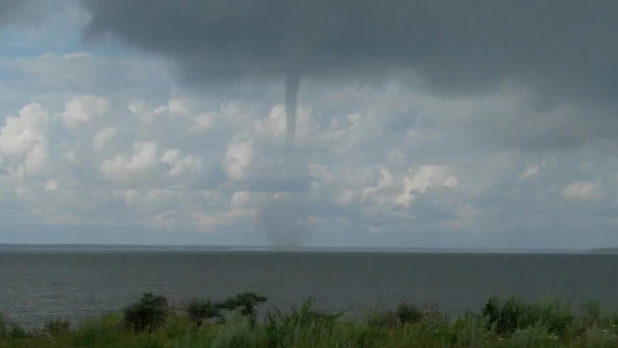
[2,293,618,347]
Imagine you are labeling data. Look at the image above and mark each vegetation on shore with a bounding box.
[1,292,618,347]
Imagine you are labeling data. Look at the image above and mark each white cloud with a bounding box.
[396,165,458,207]
[192,209,253,232]
[100,141,158,183]
[64,150,76,164]
[561,181,603,202]
[92,127,117,152]
[63,52,92,59]
[153,96,191,115]
[0,103,47,159]
[61,95,109,127]
[44,180,59,191]
[192,113,215,132]
[128,100,147,115]
[253,104,315,145]
[224,136,254,180]
[23,142,48,176]
[0,103,49,178]
[518,162,545,181]
[160,149,202,177]
[444,204,481,231]
[335,165,459,209]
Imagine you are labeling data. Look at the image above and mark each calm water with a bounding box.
[1,251,617,327]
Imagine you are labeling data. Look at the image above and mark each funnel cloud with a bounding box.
[284,71,301,151]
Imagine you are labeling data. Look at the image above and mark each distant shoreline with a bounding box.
[588,248,618,254]
[0,243,592,254]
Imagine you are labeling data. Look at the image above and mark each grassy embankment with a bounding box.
[1,292,618,347]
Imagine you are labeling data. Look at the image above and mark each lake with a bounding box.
[1,251,617,327]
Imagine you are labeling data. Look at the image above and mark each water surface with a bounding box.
[1,251,616,327]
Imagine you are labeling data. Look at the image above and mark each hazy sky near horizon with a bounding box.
[0,0,618,248]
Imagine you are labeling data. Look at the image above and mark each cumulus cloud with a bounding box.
[100,141,158,183]
[562,181,603,202]
[224,137,254,181]
[92,127,117,152]
[62,95,109,127]
[396,165,459,208]
[160,149,202,178]
[0,88,617,247]
[0,103,49,177]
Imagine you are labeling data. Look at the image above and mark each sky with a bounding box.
[0,0,618,249]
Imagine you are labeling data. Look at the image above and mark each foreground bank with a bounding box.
[1,292,617,347]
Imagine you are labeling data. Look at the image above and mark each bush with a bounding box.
[483,296,527,334]
[0,314,29,339]
[123,292,169,332]
[263,299,342,347]
[364,302,440,328]
[395,302,424,324]
[581,300,602,326]
[184,298,222,326]
[364,309,399,328]
[482,296,574,335]
[44,318,71,334]
[219,292,267,318]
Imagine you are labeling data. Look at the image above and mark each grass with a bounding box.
[2,293,618,347]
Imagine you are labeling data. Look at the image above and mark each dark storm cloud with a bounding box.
[0,0,51,25]
[78,0,618,104]
[0,0,25,22]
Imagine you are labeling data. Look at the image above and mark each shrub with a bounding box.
[365,302,438,328]
[364,309,399,328]
[581,300,602,326]
[0,314,29,339]
[219,292,267,318]
[483,296,517,333]
[44,318,71,334]
[421,301,449,323]
[263,298,342,347]
[123,292,169,332]
[532,298,574,335]
[482,296,574,335]
[184,298,222,326]
[395,302,424,324]
[0,314,6,337]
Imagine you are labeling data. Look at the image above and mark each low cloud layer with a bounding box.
[1,51,618,248]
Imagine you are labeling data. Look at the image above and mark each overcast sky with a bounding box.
[0,0,617,249]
